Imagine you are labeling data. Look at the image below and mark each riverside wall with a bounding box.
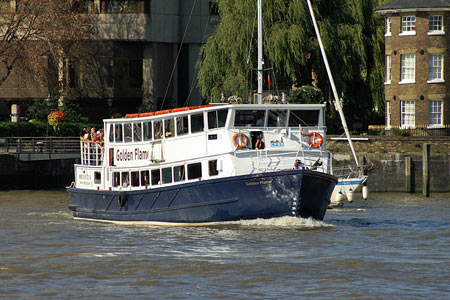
[328,136,450,193]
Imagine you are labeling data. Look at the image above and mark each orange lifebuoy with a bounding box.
[232,133,249,149]
[308,132,323,148]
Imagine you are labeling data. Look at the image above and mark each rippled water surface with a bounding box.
[0,190,449,299]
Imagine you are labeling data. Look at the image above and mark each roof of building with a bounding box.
[377,0,450,12]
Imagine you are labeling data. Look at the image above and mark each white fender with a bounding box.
[362,185,368,200]
[336,191,346,204]
[346,188,354,203]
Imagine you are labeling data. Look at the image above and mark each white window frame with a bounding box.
[401,100,415,128]
[400,54,415,83]
[386,101,391,129]
[428,99,443,127]
[428,15,444,35]
[385,17,392,36]
[400,15,416,36]
[428,54,444,83]
[385,55,391,84]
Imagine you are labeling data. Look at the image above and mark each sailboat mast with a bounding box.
[306,0,359,167]
[257,0,263,104]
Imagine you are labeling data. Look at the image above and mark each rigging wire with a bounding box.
[160,0,197,110]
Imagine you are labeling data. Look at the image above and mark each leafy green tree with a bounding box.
[291,86,323,104]
[198,0,388,131]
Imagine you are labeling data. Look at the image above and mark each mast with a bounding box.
[257,0,263,104]
[306,0,359,167]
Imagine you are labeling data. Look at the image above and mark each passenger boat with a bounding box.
[67,103,337,224]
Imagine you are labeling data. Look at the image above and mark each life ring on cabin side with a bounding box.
[118,191,127,207]
[308,132,323,148]
[232,133,249,149]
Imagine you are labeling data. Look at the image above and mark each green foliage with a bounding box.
[26,98,58,122]
[0,121,100,137]
[291,86,323,104]
[198,0,387,127]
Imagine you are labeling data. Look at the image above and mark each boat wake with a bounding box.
[224,216,334,228]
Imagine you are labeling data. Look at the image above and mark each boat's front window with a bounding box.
[288,110,320,127]
[112,172,120,187]
[153,120,163,140]
[108,124,114,142]
[234,110,265,127]
[133,123,142,142]
[124,124,132,143]
[143,122,152,141]
[187,162,202,180]
[208,109,228,129]
[191,113,204,133]
[176,116,189,136]
[209,160,219,176]
[165,118,175,138]
[267,110,287,127]
[114,124,123,142]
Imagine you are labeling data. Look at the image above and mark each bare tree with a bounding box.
[0,0,98,105]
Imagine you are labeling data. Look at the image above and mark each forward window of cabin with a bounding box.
[140,170,149,186]
[143,122,152,141]
[187,163,202,180]
[209,160,219,176]
[191,113,204,133]
[124,123,132,143]
[122,172,130,187]
[234,110,265,127]
[208,109,228,129]
[176,116,189,136]
[162,167,173,184]
[133,123,142,142]
[131,171,139,187]
[151,169,160,185]
[94,172,101,184]
[164,119,175,138]
[153,120,163,140]
[174,165,185,182]
[267,110,287,127]
[114,124,123,142]
[288,110,320,127]
[109,124,114,142]
[112,172,120,187]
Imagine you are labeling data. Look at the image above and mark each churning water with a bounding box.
[0,190,449,299]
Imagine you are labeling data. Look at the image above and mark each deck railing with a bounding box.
[80,141,104,166]
[0,137,80,154]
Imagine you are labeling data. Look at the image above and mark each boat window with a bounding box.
[153,120,163,140]
[288,110,320,127]
[94,172,101,184]
[131,171,139,187]
[162,167,172,184]
[122,172,130,187]
[234,110,265,127]
[140,170,149,186]
[174,165,185,182]
[133,123,142,142]
[176,116,189,136]
[164,119,174,138]
[143,122,152,141]
[124,123,132,143]
[208,160,219,176]
[114,124,123,142]
[151,169,160,185]
[208,109,228,129]
[191,113,204,133]
[187,162,202,180]
[112,172,120,187]
[108,124,114,142]
[267,110,287,127]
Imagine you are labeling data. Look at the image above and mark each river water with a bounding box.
[0,190,449,299]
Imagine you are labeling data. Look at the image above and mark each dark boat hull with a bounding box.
[67,170,337,224]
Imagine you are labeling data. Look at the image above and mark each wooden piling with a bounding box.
[405,156,412,193]
[423,144,430,197]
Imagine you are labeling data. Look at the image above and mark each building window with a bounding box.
[429,15,444,34]
[401,100,415,128]
[114,58,143,89]
[400,54,415,83]
[386,17,392,36]
[429,99,443,127]
[386,101,391,128]
[385,55,391,83]
[401,16,416,34]
[102,0,144,13]
[428,54,444,82]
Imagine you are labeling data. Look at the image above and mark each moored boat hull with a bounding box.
[67,170,336,224]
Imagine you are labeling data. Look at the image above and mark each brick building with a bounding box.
[376,0,450,134]
[0,0,218,122]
